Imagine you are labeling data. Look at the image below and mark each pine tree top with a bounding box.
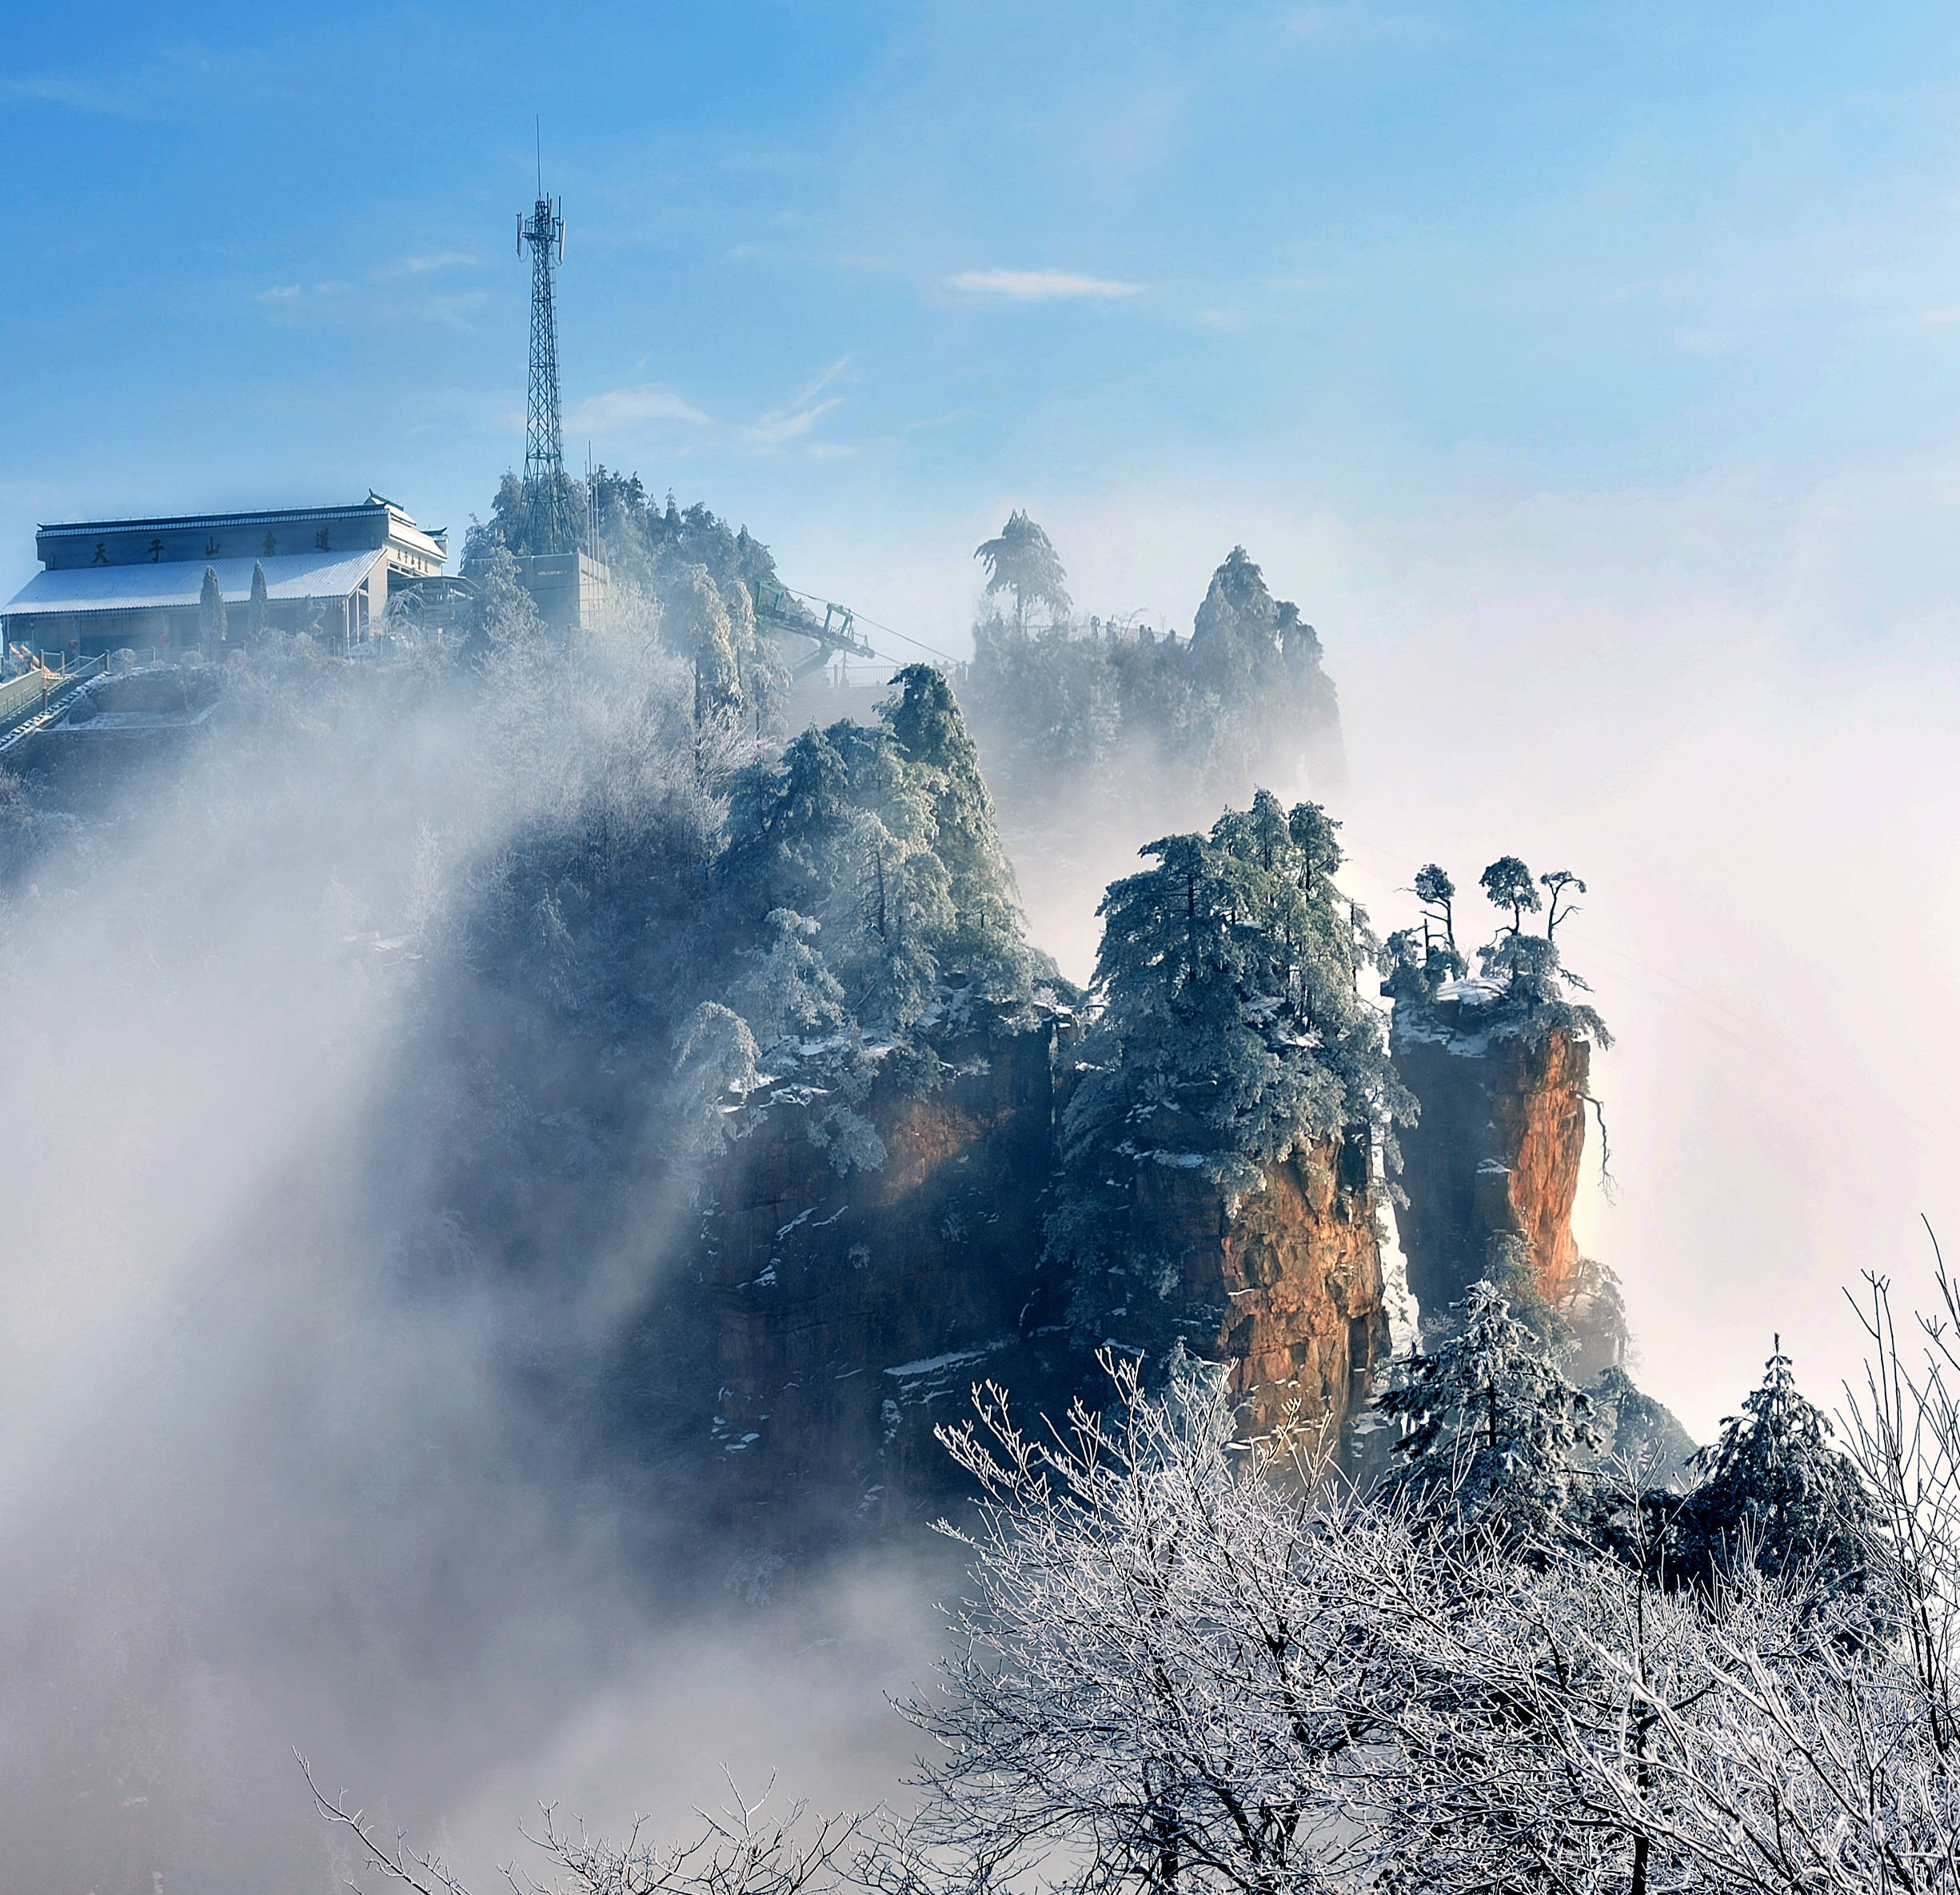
[1675,1338,1877,1593]
[1065,789,1410,1189]
[1375,1279,1603,1553]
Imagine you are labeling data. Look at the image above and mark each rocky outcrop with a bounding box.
[703,967,1627,1532]
[1130,1135,1387,1455]
[701,1010,1397,1528]
[1391,983,1621,1372]
[701,1009,1061,1536]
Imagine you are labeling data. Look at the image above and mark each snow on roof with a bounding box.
[2,548,385,618]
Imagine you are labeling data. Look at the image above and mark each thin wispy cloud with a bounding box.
[565,384,714,432]
[1,47,277,120]
[744,359,852,450]
[745,397,844,448]
[0,74,148,118]
[249,277,483,332]
[903,408,980,433]
[947,269,1142,302]
[792,358,852,407]
[392,251,480,277]
[248,281,350,312]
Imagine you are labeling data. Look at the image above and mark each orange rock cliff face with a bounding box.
[1124,1139,1387,1452]
[1391,989,1617,1369]
[701,1011,1060,1534]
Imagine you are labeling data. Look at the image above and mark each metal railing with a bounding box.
[0,653,107,748]
[0,668,52,727]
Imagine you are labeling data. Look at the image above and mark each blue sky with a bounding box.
[8,0,1960,623]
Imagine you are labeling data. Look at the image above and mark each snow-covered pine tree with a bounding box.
[1052,790,1411,1360]
[198,564,228,652]
[730,908,847,1053]
[670,564,745,726]
[1375,1278,1603,1554]
[878,663,1028,983]
[247,560,269,645]
[1384,851,1613,1051]
[975,509,1072,630]
[1669,1338,1877,1598]
[705,667,1053,1173]
[721,668,1040,1039]
[1588,1362,1697,1489]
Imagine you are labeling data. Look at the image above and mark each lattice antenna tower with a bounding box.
[517,126,577,555]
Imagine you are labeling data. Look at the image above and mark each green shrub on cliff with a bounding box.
[721,663,1048,1040]
[1381,852,1611,1051]
[1051,789,1412,1360]
[693,663,1064,1171]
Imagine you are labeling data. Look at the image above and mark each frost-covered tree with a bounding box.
[898,1352,1903,1895]
[1375,1278,1603,1553]
[1668,1338,1877,1598]
[465,539,545,651]
[725,721,938,1034]
[1539,868,1586,941]
[357,1265,1960,1895]
[878,663,1027,972]
[1413,861,1459,955]
[1589,1363,1698,1487]
[246,560,269,645]
[975,509,1072,629]
[1380,863,1467,1002]
[673,1000,764,1159]
[1052,791,1411,1359]
[1068,792,1401,1182]
[466,473,791,728]
[1479,855,1541,935]
[731,909,848,1053]
[1188,546,1285,708]
[307,1760,858,1895]
[709,665,1052,1178]
[198,565,227,652]
[669,562,747,725]
[1386,848,1612,1051]
[900,1353,1395,1895]
[962,544,1346,882]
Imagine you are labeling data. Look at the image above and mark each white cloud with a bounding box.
[565,384,713,432]
[393,251,479,277]
[792,358,851,406]
[0,74,146,116]
[742,360,852,450]
[945,268,1142,302]
[745,397,844,448]
[0,48,273,119]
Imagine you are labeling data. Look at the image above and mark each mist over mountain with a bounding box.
[0,466,1929,1895]
[958,518,1344,979]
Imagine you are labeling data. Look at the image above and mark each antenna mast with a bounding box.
[519,127,576,556]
